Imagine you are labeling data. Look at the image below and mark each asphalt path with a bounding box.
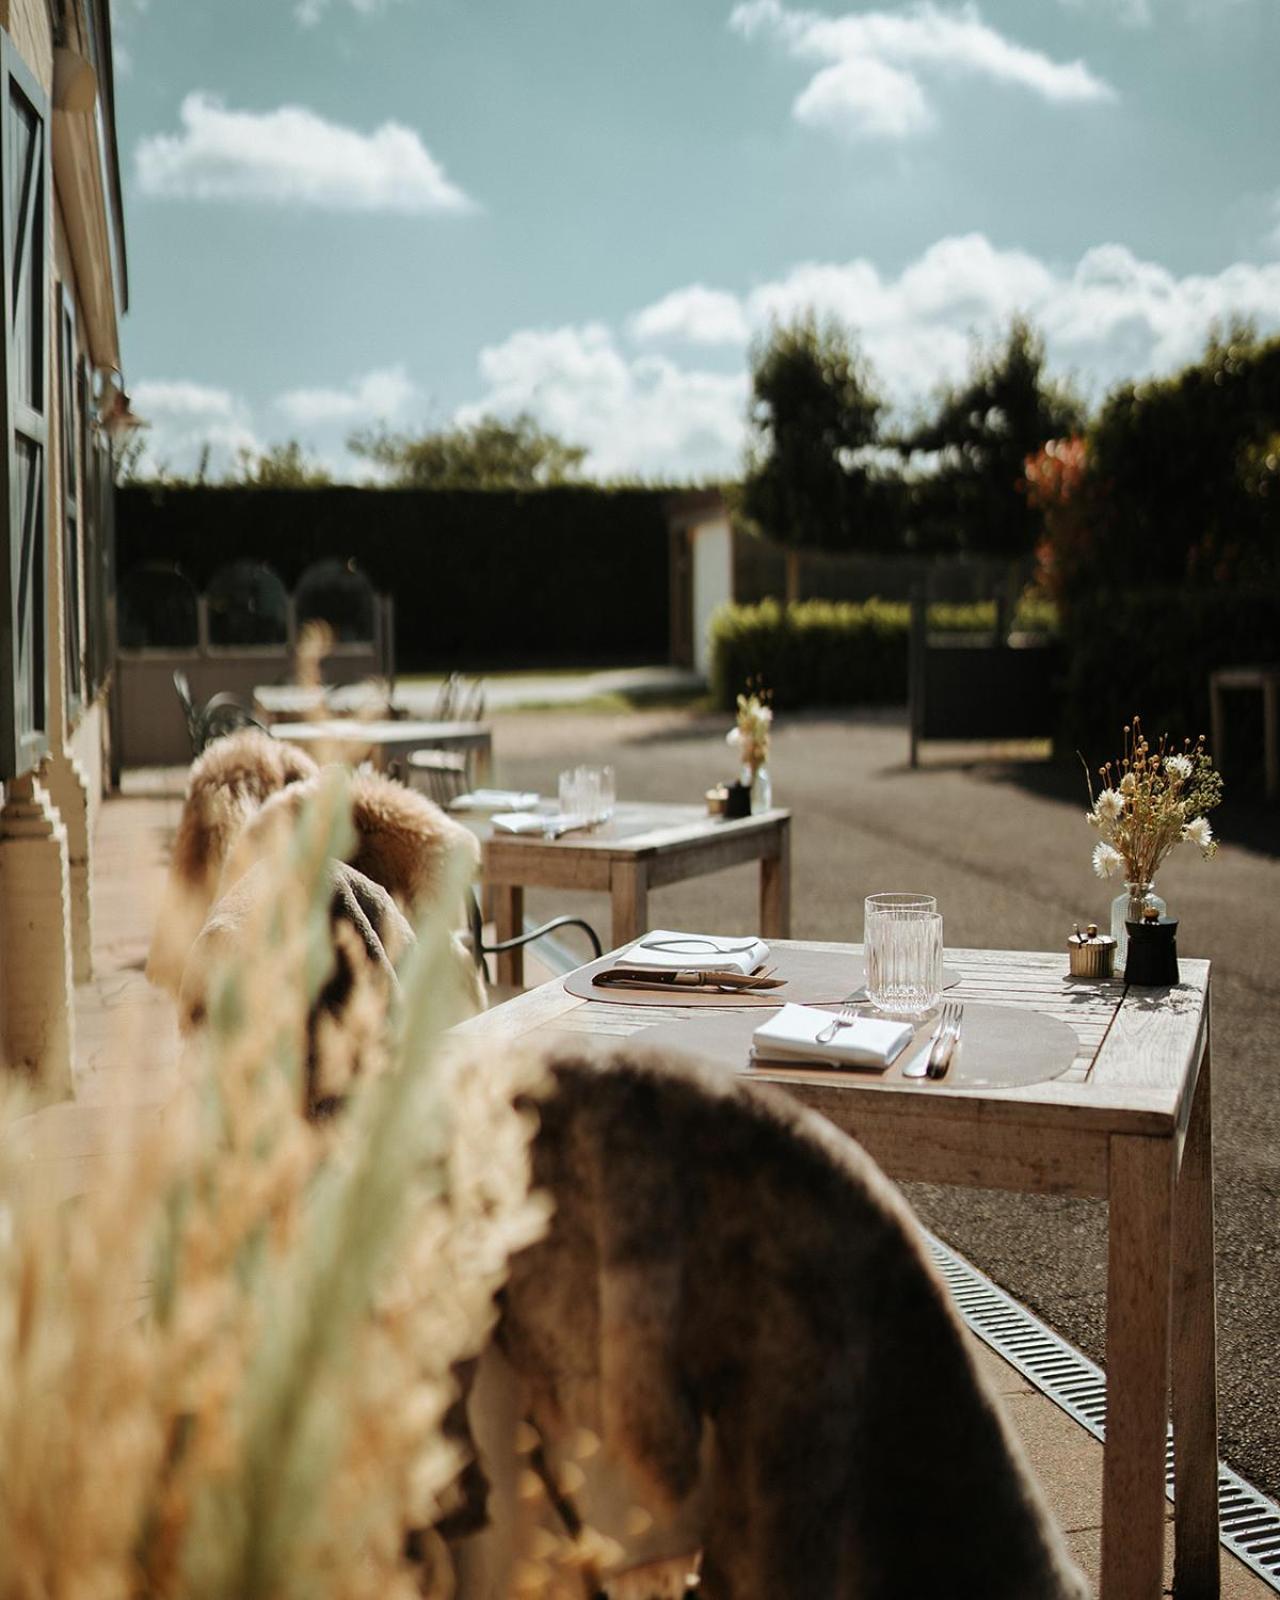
[487,704,1280,1500]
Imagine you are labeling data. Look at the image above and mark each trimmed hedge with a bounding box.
[116,485,673,672]
[708,597,1053,710]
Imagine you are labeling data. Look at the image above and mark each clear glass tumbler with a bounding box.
[865,903,943,1017]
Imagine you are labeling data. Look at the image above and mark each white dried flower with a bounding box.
[726,727,741,748]
[1119,772,1137,795]
[1092,789,1124,825]
[1092,842,1125,879]
[1183,816,1215,855]
[1165,754,1193,781]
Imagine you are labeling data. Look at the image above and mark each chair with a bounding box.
[431,671,486,724]
[405,748,602,984]
[173,669,268,757]
[454,1044,1090,1600]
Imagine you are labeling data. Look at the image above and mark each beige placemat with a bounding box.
[564,949,962,1008]
[633,1002,1080,1091]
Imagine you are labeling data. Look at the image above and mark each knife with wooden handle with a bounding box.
[594,966,785,991]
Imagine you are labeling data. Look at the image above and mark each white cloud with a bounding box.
[129,378,259,479]
[503,234,1280,477]
[295,0,402,24]
[134,93,475,214]
[730,0,1114,140]
[628,285,752,345]
[458,324,748,480]
[275,365,417,426]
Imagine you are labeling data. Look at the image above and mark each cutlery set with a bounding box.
[816,995,965,1079]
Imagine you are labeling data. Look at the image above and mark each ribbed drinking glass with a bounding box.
[865,900,943,1017]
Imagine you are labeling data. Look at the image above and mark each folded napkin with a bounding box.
[491,811,554,835]
[752,1003,914,1071]
[623,929,769,976]
[450,789,539,813]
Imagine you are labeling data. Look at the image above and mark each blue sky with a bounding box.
[112,0,1280,481]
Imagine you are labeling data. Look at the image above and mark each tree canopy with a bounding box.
[348,411,587,489]
[737,314,892,554]
[901,317,1084,557]
[234,440,333,488]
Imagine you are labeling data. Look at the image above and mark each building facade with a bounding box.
[0,0,126,1095]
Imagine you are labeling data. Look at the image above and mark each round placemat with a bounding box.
[564,950,962,1008]
[632,1002,1080,1091]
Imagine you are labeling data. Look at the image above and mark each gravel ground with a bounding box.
[485,703,1280,1500]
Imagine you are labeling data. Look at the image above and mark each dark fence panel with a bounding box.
[116,486,674,672]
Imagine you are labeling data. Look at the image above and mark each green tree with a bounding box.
[233,439,332,488]
[737,314,892,558]
[348,411,587,488]
[903,317,1084,557]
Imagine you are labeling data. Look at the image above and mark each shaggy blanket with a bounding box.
[179,857,415,1115]
[147,729,319,993]
[482,1043,1091,1600]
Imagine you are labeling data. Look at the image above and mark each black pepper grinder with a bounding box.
[1124,905,1180,986]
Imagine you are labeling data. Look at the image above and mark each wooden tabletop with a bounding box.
[271,718,491,744]
[458,941,1210,1152]
[472,801,788,858]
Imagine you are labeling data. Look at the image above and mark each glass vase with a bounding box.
[1110,880,1166,971]
[743,761,772,813]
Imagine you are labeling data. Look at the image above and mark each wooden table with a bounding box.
[476,802,791,988]
[271,718,493,785]
[459,943,1217,1600]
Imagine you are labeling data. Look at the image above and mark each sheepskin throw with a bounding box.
[147,728,318,992]
[490,1043,1091,1600]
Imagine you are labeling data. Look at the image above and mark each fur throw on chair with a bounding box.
[147,729,319,993]
[224,769,481,920]
[179,857,414,1116]
[478,1043,1091,1600]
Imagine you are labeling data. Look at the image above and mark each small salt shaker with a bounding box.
[1124,906,1180,987]
[1068,922,1117,980]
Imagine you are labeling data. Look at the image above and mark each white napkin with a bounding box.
[450,789,539,813]
[752,1003,914,1071]
[622,929,769,976]
[491,811,553,835]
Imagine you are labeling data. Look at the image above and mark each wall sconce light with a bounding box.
[99,381,144,441]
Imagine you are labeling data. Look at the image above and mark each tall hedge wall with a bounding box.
[115,486,673,672]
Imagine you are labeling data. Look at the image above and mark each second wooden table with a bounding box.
[478,801,791,987]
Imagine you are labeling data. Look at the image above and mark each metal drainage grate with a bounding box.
[923,1227,1280,1592]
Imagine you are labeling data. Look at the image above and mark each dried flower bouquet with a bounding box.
[1086,715,1223,885]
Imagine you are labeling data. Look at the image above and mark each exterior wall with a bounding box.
[1,0,122,1079]
[1,0,53,91]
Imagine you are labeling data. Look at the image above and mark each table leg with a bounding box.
[1172,1032,1220,1599]
[760,817,791,938]
[475,736,494,789]
[610,860,650,949]
[1101,1134,1174,1600]
[494,884,524,989]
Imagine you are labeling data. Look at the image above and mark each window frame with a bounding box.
[0,34,52,780]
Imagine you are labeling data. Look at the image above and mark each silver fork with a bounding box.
[927,1001,964,1079]
[902,1000,961,1079]
[816,999,865,1045]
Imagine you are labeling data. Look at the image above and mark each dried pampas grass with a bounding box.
[0,769,547,1600]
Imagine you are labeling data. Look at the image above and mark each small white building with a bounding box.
[0,0,127,1095]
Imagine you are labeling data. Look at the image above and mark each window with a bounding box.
[206,561,288,649]
[59,285,83,719]
[0,37,50,780]
[117,564,198,651]
[295,558,376,643]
